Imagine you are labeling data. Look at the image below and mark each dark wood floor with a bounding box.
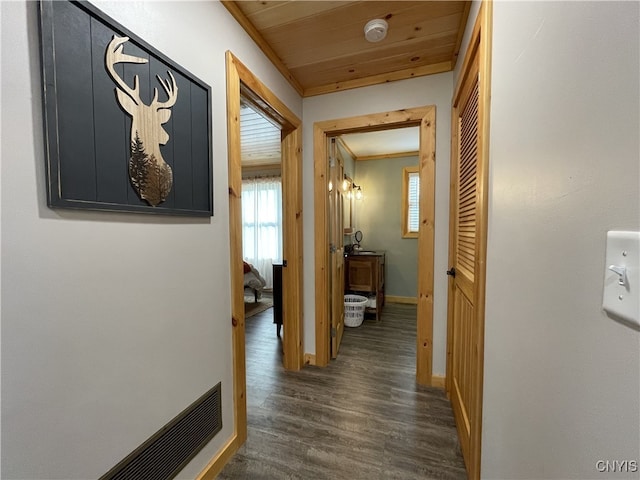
[218,304,467,479]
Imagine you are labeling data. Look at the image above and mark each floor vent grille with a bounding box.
[100,382,222,480]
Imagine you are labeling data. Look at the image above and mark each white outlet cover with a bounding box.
[603,231,640,328]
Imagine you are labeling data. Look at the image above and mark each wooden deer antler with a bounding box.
[105,35,178,206]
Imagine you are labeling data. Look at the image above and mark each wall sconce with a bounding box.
[342,174,363,199]
[353,183,363,200]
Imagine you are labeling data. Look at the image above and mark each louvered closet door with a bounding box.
[449,52,480,466]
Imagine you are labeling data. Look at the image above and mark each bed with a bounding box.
[243,261,266,302]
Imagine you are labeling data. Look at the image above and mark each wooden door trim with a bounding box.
[473,2,492,478]
[416,107,437,385]
[202,51,302,479]
[446,3,492,479]
[313,107,436,387]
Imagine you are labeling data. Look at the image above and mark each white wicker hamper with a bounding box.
[344,294,368,327]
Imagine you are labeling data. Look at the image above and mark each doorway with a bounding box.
[313,106,437,386]
[225,52,303,449]
[239,102,282,328]
[330,129,421,357]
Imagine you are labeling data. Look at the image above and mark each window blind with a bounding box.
[407,172,420,233]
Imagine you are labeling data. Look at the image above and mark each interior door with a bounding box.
[447,6,492,476]
[329,138,345,358]
[448,47,482,472]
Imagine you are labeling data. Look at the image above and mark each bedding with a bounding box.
[244,261,266,302]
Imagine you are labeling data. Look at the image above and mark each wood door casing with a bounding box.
[314,106,436,384]
[446,3,491,480]
[211,51,303,480]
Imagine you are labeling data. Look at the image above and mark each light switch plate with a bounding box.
[603,231,640,328]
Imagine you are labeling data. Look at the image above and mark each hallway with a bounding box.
[218,304,466,479]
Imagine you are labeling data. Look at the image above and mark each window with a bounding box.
[242,176,282,288]
[402,166,419,238]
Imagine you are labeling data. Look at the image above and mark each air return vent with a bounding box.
[100,383,222,480]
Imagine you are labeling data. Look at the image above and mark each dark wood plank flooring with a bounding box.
[218,304,467,479]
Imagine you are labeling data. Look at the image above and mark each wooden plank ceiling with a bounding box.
[241,102,281,166]
[223,1,470,97]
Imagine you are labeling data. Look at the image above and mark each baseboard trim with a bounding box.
[196,433,240,480]
[431,375,446,388]
[386,295,418,305]
[304,353,316,366]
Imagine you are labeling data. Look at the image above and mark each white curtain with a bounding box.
[242,176,283,289]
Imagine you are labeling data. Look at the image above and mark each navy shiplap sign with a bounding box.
[39,0,213,216]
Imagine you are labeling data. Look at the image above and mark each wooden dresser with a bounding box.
[344,251,385,321]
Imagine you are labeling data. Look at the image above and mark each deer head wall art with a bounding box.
[40,0,212,216]
[105,35,177,206]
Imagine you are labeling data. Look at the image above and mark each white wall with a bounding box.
[302,73,453,375]
[482,2,640,478]
[0,1,301,478]
[453,0,481,84]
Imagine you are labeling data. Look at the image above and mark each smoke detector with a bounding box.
[364,19,388,43]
